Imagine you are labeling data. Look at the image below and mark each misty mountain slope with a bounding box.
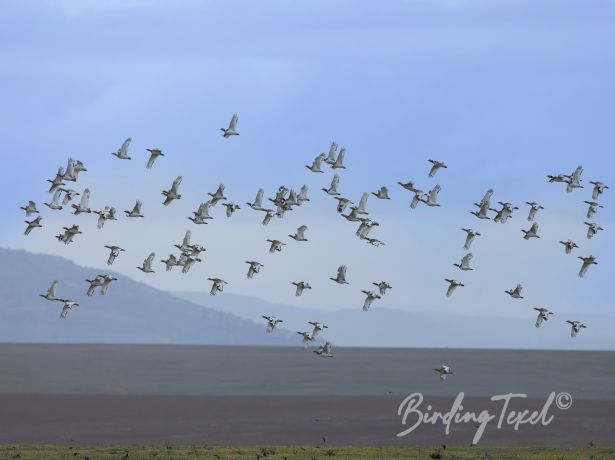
[175,291,615,350]
[0,248,296,345]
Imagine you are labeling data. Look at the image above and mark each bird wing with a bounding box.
[229,114,238,131]
[170,176,183,193]
[48,280,59,297]
[429,185,441,201]
[331,174,339,190]
[255,189,264,207]
[120,138,131,155]
[182,230,192,247]
[326,142,337,161]
[80,188,90,208]
[358,192,368,210]
[51,188,63,205]
[336,147,346,165]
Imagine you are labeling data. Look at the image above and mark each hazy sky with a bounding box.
[1,0,613,321]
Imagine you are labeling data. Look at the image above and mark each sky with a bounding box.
[1,0,613,326]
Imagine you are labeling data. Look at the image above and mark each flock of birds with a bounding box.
[22,114,609,375]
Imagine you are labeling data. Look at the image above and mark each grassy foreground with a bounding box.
[1,445,614,460]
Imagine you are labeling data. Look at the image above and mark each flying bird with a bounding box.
[565,165,583,192]
[56,224,82,245]
[505,284,524,299]
[162,176,182,206]
[223,202,240,217]
[59,188,79,206]
[559,239,578,254]
[589,181,609,200]
[424,185,441,207]
[145,148,164,169]
[313,341,333,358]
[161,254,178,272]
[245,261,263,279]
[99,274,118,295]
[398,181,422,194]
[306,153,326,173]
[208,277,228,296]
[454,253,474,271]
[47,167,65,193]
[59,300,78,319]
[296,331,315,349]
[584,201,603,219]
[492,202,518,224]
[220,114,239,138]
[297,184,310,205]
[525,202,544,221]
[208,184,227,206]
[71,188,91,215]
[578,255,597,278]
[372,281,392,296]
[137,252,156,273]
[23,216,43,235]
[434,365,453,382]
[427,160,447,177]
[308,321,328,339]
[330,265,349,284]
[262,315,283,333]
[334,197,353,213]
[292,281,312,296]
[331,147,347,169]
[266,239,286,253]
[444,279,464,297]
[566,320,587,338]
[461,228,481,250]
[104,245,125,265]
[20,201,39,216]
[371,186,390,200]
[521,222,540,239]
[85,276,103,296]
[533,307,554,328]
[40,280,60,301]
[547,174,567,183]
[189,201,213,224]
[261,209,275,226]
[324,141,338,165]
[111,138,132,160]
[44,189,64,211]
[352,193,369,215]
[246,188,265,211]
[361,290,381,311]
[124,200,144,218]
[322,174,340,196]
[584,222,603,240]
[94,206,117,229]
[289,225,308,242]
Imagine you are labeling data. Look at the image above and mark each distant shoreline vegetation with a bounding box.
[1,444,613,459]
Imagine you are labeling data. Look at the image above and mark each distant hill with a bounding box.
[176,291,615,350]
[0,248,297,345]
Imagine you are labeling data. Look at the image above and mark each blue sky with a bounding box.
[1,0,613,324]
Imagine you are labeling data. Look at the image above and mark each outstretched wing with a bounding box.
[229,114,238,131]
[255,188,264,207]
[120,138,131,155]
[51,188,63,206]
[429,185,441,201]
[80,188,90,208]
[182,230,192,247]
[336,147,346,165]
[331,174,340,190]
[48,280,59,297]
[326,142,337,162]
[170,176,183,193]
